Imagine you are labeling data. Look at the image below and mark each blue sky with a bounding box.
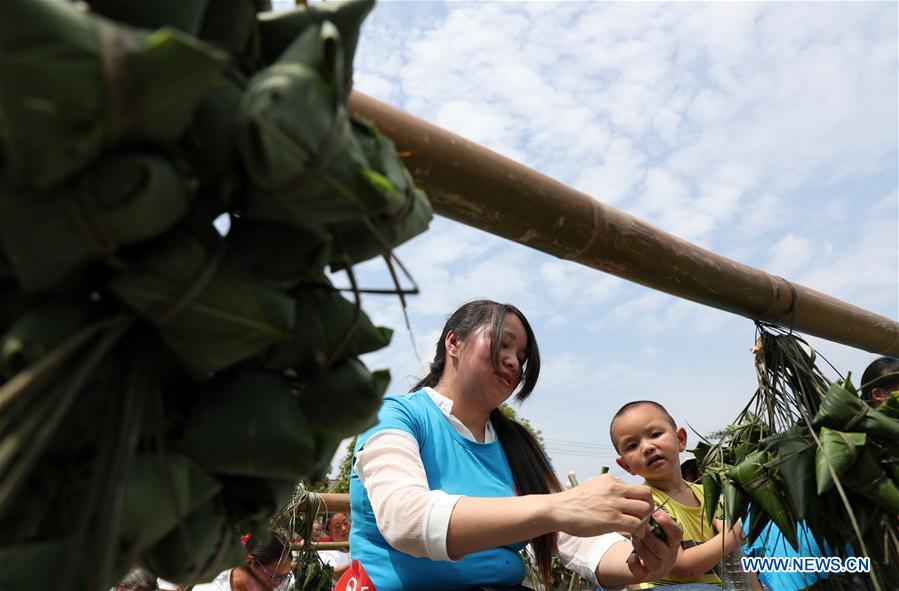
[276,1,898,482]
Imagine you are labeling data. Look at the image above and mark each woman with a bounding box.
[349,300,681,590]
[189,531,294,591]
[319,513,352,578]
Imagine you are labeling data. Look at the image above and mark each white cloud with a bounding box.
[346,2,897,480]
[768,234,813,277]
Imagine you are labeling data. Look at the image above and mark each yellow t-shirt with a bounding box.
[634,480,723,588]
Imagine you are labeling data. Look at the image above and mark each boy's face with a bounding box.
[612,404,687,480]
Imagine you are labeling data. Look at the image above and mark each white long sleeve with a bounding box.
[355,429,462,561]
[354,388,626,580]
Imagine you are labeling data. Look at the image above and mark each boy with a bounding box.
[610,400,743,588]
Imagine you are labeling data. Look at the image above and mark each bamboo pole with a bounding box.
[349,92,899,357]
[300,492,350,514]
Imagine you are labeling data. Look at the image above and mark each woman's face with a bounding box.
[246,555,294,591]
[327,513,350,542]
[457,313,528,410]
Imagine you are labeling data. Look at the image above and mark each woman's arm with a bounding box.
[355,431,462,560]
[358,433,681,582]
[445,474,657,558]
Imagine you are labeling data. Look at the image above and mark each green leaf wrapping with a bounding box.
[142,498,245,585]
[296,358,389,438]
[258,0,374,74]
[843,446,899,516]
[228,219,332,288]
[117,454,222,552]
[876,391,899,419]
[0,285,31,339]
[329,121,433,267]
[239,22,403,225]
[197,0,262,56]
[109,229,294,379]
[188,78,244,193]
[0,0,227,187]
[703,471,722,526]
[0,299,96,378]
[724,479,749,530]
[182,370,317,479]
[264,286,392,373]
[730,450,797,549]
[691,442,711,467]
[84,0,209,35]
[0,540,90,591]
[777,435,815,520]
[813,381,899,440]
[86,0,263,57]
[0,151,193,291]
[814,428,866,495]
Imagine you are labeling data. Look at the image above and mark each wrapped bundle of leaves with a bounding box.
[109,226,296,380]
[697,324,899,591]
[264,284,393,374]
[0,0,430,589]
[239,17,412,226]
[0,0,228,188]
[0,151,194,291]
[329,120,434,268]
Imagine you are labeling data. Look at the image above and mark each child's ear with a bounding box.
[615,456,635,475]
[676,427,688,453]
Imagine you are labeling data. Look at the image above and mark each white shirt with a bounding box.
[354,387,626,586]
[189,568,294,591]
[319,549,353,570]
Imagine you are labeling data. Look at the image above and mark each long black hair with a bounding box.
[411,300,561,584]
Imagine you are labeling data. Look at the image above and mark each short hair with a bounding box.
[609,400,677,452]
[860,356,899,403]
[116,567,158,591]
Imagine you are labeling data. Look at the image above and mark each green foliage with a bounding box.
[499,403,544,446]
[331,436,357,494]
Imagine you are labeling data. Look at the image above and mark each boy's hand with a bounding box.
[712,518,743,553]
[627,509,683,580]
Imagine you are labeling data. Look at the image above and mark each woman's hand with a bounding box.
[551,474,655,537]
[626,509,683,580]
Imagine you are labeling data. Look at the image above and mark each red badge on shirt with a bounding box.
[334,560,376,591]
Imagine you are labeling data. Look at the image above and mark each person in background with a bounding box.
[680,458,701,484]
[311,519,325,543]
[611,400,744,590]
[189,531,294,591]
[349,300,681,591]
[860,356,899,408]
[318,512,352,578]
[115,567,159,591]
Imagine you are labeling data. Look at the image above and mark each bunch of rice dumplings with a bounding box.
[695,325,899,590]
[0,1,430,589]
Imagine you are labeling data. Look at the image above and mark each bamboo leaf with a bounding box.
[815,428,866,495]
